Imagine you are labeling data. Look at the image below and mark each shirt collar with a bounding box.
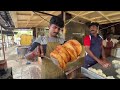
[106,39,112,42]
[90,33,99,37]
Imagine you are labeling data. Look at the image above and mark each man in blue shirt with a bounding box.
[83,22,111,68]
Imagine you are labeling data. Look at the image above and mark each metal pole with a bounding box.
[1,27,5,60]
[63,11,66,39]
[12,30,14,46]
[4,34,6,51]
[36,28,37,39]
[7,34,9,48]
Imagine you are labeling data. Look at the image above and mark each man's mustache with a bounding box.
[90,30,95,31]
[53,32,58,34]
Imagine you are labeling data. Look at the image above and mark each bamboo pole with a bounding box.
[1,27,5,60]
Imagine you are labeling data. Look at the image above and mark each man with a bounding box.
[83,22,111,69]
[29,16,66,79]
[29,16,65,56]
[103,33,119,57]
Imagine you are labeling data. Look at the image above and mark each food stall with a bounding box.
[9,11,120,79]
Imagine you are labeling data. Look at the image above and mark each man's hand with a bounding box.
[98,60,107,68]
[102,58,111,67]
[40,53,44,57]
[98,59,111,68]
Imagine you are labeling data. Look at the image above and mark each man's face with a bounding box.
[49,24,62,37]
[107,35,111,40]
[89,25,98,34]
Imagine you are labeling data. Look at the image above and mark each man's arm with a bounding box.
[101,42,111,67]
[101,44,106,59]
[113,39,119,48]
[40,45,44,57]
[85,46,110,68]
[29,36,42,52]
[30,42,40,51]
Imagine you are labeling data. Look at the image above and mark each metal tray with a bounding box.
[81,57,120,79]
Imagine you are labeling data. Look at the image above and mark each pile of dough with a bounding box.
[106,76,115,79]
[88,68,97,73]
[88,67,116,79]
[115,68,120,79]
[112,60,120,64]
[116,69,120,75]
[50,39,82,69]
[112,60,120,68]
[88,68,106,78]
[116,75,120,79]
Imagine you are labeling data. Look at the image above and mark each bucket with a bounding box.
[17,46,29,59]
[0,60,7,70]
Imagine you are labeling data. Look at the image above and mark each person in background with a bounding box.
[103,33,119,57]
[83,22,111,69]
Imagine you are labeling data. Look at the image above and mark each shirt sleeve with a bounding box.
[34,36,41,44]
[111,39,118,44]
[59,38,66,44]
[29,42,40,51]
[102,40,106,47]
[84,35,91,46]
[114,39,119,44]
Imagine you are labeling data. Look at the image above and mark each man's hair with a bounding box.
[50,16,64,28]
[106,33,111,37]
[89,22,99,28]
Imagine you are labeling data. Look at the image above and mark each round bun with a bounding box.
[56,45,70,62]
[67,40,82,56]
[50,50,66,69]
[63,42,77,61]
